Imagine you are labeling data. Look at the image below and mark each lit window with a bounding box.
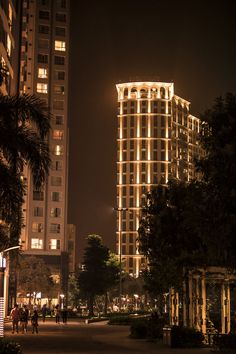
[8,4,13,29]
[37,83,48,94]
[54,145,63,156]
[49,239,60,250]
[7,34,11,56]
[32,222,44,233]
[53,130,63,140]
[55,40,66,51]
[38,68,48,78]
[31,238,43,249]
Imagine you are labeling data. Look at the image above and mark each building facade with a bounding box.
[116,81,201,277]
[18,0,70,291]
[0,0,18,94]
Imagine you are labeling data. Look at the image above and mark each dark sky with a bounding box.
[68,0,236,262]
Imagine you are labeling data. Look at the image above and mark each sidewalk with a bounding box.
[4,321,213,354]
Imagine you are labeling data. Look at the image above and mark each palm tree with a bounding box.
[0,93,51,247]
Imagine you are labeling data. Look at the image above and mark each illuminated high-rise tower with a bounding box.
[116,81,201,277]
[19,0,70,290]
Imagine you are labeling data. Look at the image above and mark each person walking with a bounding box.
[31,309,39,334]
[10,304,20,334]
[19,305,28,334]
[42,304,47,322]
[62,307,68,324]
[23,305,29,332]
[55,304,60,323]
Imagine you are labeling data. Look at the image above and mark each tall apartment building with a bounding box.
[116,81,201,277]
[18,0,70,291]
[0,0,19,95]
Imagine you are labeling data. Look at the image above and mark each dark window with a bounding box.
[39,11,50,20]
[56,13,66,22]
[55,70,65,80]
[33,191,44,201]
[38,25,49,34]
[56,0,66,8]
[38,54,48,63]
[55,27,66,36]
[54,56,65,65]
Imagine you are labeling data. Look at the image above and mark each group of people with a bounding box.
[10,303,68,334]
[55,304,68,324]
[10,304,39,334]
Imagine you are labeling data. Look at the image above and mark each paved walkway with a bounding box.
[4,320,213,354]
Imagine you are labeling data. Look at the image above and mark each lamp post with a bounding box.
[114,207,128,311]
[0,245,20,337]
[60,294,65,310]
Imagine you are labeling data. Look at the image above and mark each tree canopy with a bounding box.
[78,234,119,316]
[18,256,54,303]
[0,93,51,248]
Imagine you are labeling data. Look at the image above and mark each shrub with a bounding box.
[130,317,166,340]
[213,333,236,351]
[147,317,166,339]
[130,319,148,338]
[0,339,22,354]
[108,315,133,325]
[171,325,204,348]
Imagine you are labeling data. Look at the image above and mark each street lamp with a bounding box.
[134,294,139,312]
[114,207,128,311]
[0,245,20,337]
[60,294,65,310]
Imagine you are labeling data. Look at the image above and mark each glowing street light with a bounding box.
[0,245,20,337]
[134,294,139,312]
[60,294,65,310]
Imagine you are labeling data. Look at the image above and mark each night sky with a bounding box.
[68,0,236,262]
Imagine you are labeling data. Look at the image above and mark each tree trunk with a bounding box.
[104,293,108,316]
[88,294,94,317]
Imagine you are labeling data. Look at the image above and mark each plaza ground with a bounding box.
[5,319,213,354]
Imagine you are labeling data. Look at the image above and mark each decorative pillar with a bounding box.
[175,291,179,326]
[201,273,207,334]
[221,283,226,334]
[226,282,231,333]
[169,288,179,325]
[189,272,193,327]
[183,277,187,327]
[195,276,200,330]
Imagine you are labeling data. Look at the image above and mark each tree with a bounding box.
[138,93,236,297]
[67,274,80,309]
[78,235,119,317]
[197,93,236,266]
[18,256,54,304]
[0,93,51,248]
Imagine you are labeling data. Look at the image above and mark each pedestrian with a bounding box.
[31,309,39,334]
[19,305,28,333]
[10,304,20,334]
[23,305,29,332]
[42,304,47,322]
[62,307,68,324]
[55,304,60,323]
